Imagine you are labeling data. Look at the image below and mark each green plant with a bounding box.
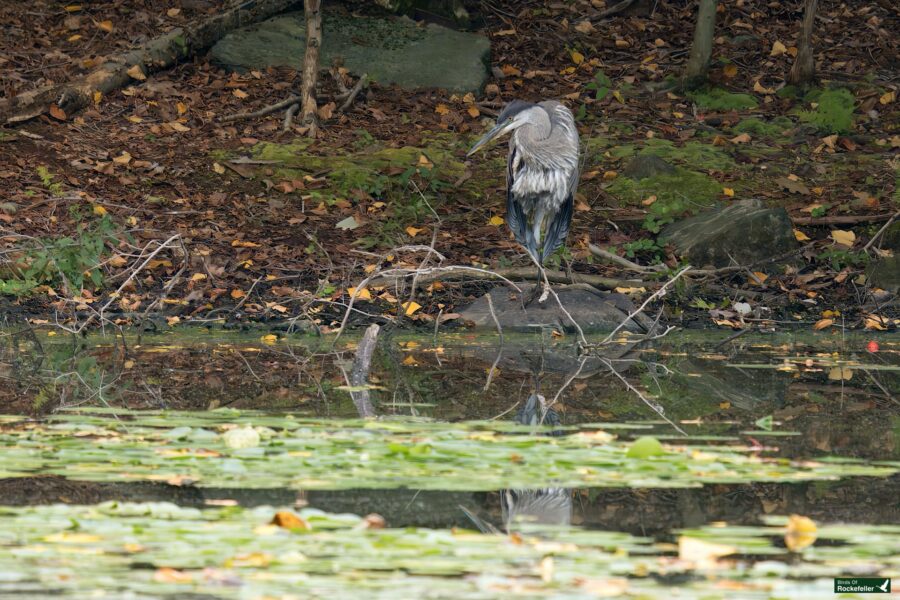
[797,88,855,134]
[36,166,64,196]
[585,70,611,101]
[0,213,120,297]
[817,248,869,271]
[621,238,663,261]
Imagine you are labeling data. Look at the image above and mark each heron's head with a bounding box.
[466,100,537,157]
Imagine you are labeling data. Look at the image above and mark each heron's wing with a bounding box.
[505,147,532,254]
[540,191,573,262]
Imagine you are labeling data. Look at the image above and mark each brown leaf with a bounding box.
[271,511,310,530]
[49,104,67,121]
[775,177,809,195]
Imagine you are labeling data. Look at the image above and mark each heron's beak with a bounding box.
[467,119,518,157]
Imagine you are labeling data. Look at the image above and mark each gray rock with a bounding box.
[623,154,675,180]
[211,9,490,93]
[868,256,900,292]
[659,199,797,269]
[458,284,655,334]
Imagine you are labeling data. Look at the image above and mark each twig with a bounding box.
[348,323,380,418]
[597,266,691,346]
[792,213,896,225]
[338,74,368,113]
[221,95,300,123]
[863,209,900,252]
[600,357,687,436]
[588,243,667,273]
[483,293,504,392]
[596,0,638,18]
[547,356,588,413]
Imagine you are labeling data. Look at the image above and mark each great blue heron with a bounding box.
[468,100,580,269]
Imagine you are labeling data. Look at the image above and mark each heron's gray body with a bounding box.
[505,101,580,263]
[468,99,580,264]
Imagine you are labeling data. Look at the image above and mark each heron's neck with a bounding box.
[518,111,551,146]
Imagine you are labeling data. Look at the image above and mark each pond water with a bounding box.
[0,326,897,598]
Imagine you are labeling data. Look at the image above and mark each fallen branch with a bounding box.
[588,243,667,273]
[372,266,655,290]
[596,0,638,18]
[0,0,299,124]
[863,209,900,252]
[221,95,300,123]
[338,74,368,113]
[792,213,896,225]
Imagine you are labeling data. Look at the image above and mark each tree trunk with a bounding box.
[0,0,299,125]
[682,0,718,89]
[299,0,322,137]
[788,0,819,86]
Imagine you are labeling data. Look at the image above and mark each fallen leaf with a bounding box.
[112,151,132,165]
[335,216,360,230]
[271,511,310,530]
[317,101,335,120]
[830,229,856,247]
[770,40,787,56]
[467,106,480,118]
[827,366,853,381]
[723,64,738,78]
[405,226,424,237]
[879,91,895,105]
[402,301,422,316]
[679,536,737,569]
[793,229,810,241]
[434,104,450,115]
[603,171,617,181]
[729,133,751,144]
[126,64,146,80]
[775,177,809,195]
[753,80,775,94]
[49,105,67,121]
[231,240,260,248]
[233,89,249,99]
[570,50,585,65]
[167,122,190,132]
[722,187,735,197]
[489,215,504,226]
[348,287,372,301]
[574,20,595,34]
[813,318,834,330]
[212,162,226,174]
[641,195,658,206]
[96,19,114,33]
[230,289,246,299]
[92,204,107,216]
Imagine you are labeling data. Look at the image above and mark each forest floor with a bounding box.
[0,0,897,333]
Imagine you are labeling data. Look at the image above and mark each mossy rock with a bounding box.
[251,139,466,194]
[687,87,759,111]
[731,116,794,137]
[606,166,721,226]
[796,88,856,134]
[608,139,734,171]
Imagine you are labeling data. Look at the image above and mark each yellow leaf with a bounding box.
[489,215,504,226]
[112,151,132,165]
[402,355,417,365]
[231,239,260,248]
[233,89,248,99]
[109,255,128,267]
[402,301,422,316]
[176,101,187,115]
[348,287,372,301]
[405,226,424,237]
[168,121,190,132]
[753,80,775,94]
[166,316,180,326]
[672,111,684,118]
[830,229,856,247]
[190,273,207,282]
[723,64,738,78]
[64,4,82,12]
[417,154,433,169]
[462,92,476,104]
[612,90,625,104]
[126,64,146,81]
[570,50,585,65]
[92,204,107,216]
[678,536,737,568]
[722,187,735,197]
[230,289,246,299]
[68,34,82,42]
[793,229,810,241]
[827,366,853,381]
[96,19,114,32]
[127,115,143,123]
[212,162,226,174]
[500,64,521,77]
[641,195,657,206]
[863,316,886,330]
[879,91,895,105]
[261,334,278,345]
[813,318,834,330]
[92,90,102,104]
[750,271,768,285]
[730,133,751,144]
[434,104,450,115]
[770,40,787,57]
[271,511,309,530]
[467,106,480,118]
[44,532,102,543]
[603,170,618,181]
[785,515,817,552]
[615,39,630,48]
[364,264,378,274]
[574,20,594,34]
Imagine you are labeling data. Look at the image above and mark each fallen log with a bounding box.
[0,0,298,125]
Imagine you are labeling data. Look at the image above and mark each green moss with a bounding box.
[606,167,720,232]
[797,88,855,134]
[731,116,794,137]
[646,139,734,171]
[686,87,759,111]
[250,137,466,194]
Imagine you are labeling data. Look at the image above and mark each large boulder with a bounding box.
[458,284,656,334]
[211,8,490,93]
[659,199,797,269]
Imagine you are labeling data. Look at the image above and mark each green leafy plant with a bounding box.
[585,70,611,101]
[817,248,869,271]
[36,166,64,196]
[0,213,120,297]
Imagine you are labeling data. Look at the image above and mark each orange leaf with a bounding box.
[271,511,310,530]
[813,318,834,330]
